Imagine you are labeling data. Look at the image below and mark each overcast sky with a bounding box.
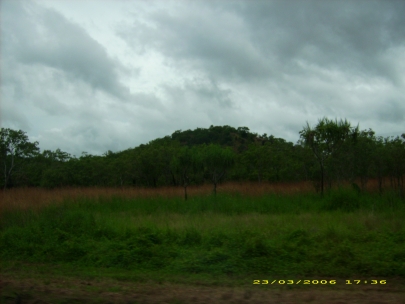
[1,0,404,157]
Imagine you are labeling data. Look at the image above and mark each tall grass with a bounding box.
[1,182,404,280]
[0,181,313,213]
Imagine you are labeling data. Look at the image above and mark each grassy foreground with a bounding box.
[0,185,405,304]
[1,182,405,302]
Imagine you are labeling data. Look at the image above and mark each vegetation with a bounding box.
[1,118,404,199]
[1,183,405,283]
[0,118,404,301]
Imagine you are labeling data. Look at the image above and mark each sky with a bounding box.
[1,0,405,157]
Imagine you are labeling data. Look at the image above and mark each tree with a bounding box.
[199,144,235,195]
[38,148,72,188]
[172,146,201,200]
[266,138,296,182]
[385,134,405,199]
[293,143,315,182]
[299,118,359,196]
[349,129,376,191]
[0,128,39,190]
[137,144,164,187]
[154,138,181,187]
[241,143,269,183]
[372,136,387,194]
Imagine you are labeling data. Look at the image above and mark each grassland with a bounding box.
[1,181,405,303]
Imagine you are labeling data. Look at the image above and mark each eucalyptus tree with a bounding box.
[299,118,359,196]
[156,138,181,187]
[129,138,180,188]
[240,137,294,183]
[371,136,387,194]
[0,128,40,190]
[199,144,235,195]
[349,129,377,190]
[385,134,405,198]
[136,143,168,187]
[290,143,313,182]
[39,148,73,188]
[101,150,127,187]
[74,152,104,186]
[266,137,299,182]
[114,147,142,187]
[112,150,134,187]
[172,146,202,200]
[241,143,269,182]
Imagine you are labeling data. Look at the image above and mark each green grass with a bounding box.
[1,188,405,285]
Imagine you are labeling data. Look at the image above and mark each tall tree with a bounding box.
[385,134,405,198]
[350,129,376,190]
[372,136,387,194]
[241,143,267,182]
[199,144,235,195]
[39,149,73,188]
[172,146,201,200]
[137,144,164,187]
[0,128,39,190]
[299,118,359,196]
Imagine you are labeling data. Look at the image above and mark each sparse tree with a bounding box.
[299,118,359,196]
[0,128,39,191]
[200,144,235,195]
[172,146,201,200]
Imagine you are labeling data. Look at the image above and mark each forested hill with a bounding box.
[170,125,281,151]
[1,118,404,197]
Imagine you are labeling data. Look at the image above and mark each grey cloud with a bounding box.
[378,100,405,123]
[237,0,405,81]
[184,78,234,108]
[118,0,405,85]
[160,80,242,135]
[0,101,30,131]
[2,0,404,156]
[117,2,272,83]
[2,0,131,101]
[39,120,133,157]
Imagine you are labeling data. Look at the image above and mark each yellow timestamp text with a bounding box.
[253,279,387,285]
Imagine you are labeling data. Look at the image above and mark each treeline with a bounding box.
[1,118,404,198]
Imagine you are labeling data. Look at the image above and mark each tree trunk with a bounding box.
[184,184,188,201]
[377,168,383,195]
[171,170,177,186]
[320,162,324,197]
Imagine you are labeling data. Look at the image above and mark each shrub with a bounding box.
[324,188,360,212]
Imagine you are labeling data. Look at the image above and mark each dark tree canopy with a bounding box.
[1,120,404,200]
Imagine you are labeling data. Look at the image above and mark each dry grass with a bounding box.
[0,181,314,213]
[0,178,392,214]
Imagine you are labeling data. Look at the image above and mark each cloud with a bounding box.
[118,0,405,86]
[236,0,405,81]
[1,0,404,156]
[2,0,131,101]
[117,1,272,83]
[378,99,405,123]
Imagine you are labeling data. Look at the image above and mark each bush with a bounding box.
[324,188,360,212]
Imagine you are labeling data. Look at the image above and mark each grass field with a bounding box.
[1,181,405,303]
